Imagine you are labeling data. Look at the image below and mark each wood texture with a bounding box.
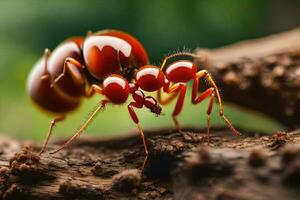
[0,129,300,200]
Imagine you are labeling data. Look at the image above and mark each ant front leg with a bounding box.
[193,70,241,137]
[127,101,149,171]
[39,115,65,155]
[157,81,187,132]
[50,57,85,88]
[127,89,162,171]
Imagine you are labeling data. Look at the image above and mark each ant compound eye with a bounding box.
[103,75,129,104]
[136,66,164,92]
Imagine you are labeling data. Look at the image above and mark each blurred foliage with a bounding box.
[1,0,299,141]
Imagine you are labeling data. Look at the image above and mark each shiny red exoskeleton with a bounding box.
[27,30,240,171]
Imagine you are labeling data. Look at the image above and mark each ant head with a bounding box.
[144,96,162,116]
[103,74,129,104]
[135,65,165,92]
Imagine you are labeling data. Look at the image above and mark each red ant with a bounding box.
[27,29,240,170]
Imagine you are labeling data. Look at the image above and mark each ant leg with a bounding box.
[50,87,108,154]
[206,93,214,144]
[156,80,181,105]
[194,70,241,136]
[50,57,85,88]
[191,85,215,143]
[50,99,108,154]
[171,84,187,131]
[157,81,187,131]
[157,88,178,105]
[39,115,65,155]
[128,101,148,171]
[84,84,103,97]
[40,48,51,80]
[157,82,187,131]
[160,52,200,70]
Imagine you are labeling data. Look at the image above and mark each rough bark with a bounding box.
[194,28,300,128]
[0,128,300,200]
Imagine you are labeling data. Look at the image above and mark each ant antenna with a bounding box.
[160,52,200,71]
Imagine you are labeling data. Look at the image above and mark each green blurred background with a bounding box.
[0,0,299,141]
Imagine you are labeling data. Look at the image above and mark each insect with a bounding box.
[28,29,240,170]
